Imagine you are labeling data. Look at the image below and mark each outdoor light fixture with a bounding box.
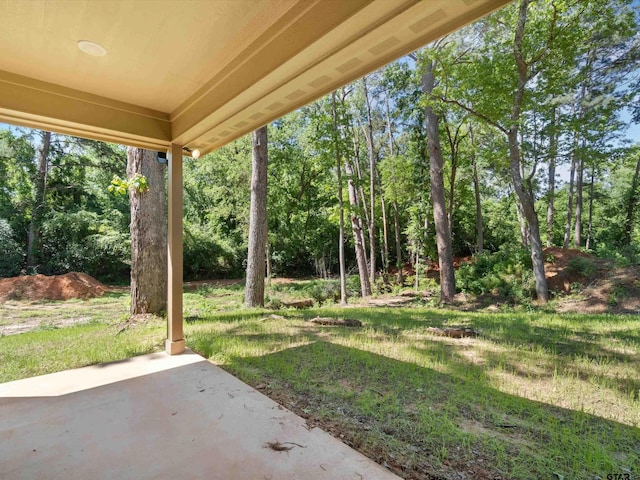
[77,40,107,57]
[183,147,201,159]
[157,151,168,164]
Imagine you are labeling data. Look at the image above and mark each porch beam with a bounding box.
[166,143,185,355]
[0,70,172,151]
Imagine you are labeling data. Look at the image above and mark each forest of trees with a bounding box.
[1,0,639,304]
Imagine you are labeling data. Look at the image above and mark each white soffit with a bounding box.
[0,0,511,152]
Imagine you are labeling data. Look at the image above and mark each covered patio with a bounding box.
[0,0,509,477]
[0,350,400,479]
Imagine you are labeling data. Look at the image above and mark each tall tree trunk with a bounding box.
[265,239,272,286]
[546,107,557,247]
[393,201,403,284]
[351,132,371,259]
[332,92,348,305]
[516,200,529,247]
[470,126,483,255]
[624,154,640,245]
[574,150,583,248]
[563,138,577,249]
[384,89,404,284]
[361,77,376,286]
[26,131,51,270]
[384,91,396,157]
[245,126,269,307]
[586,166,595,250]
[127,147,167,315]
[572,52,593,249]
[448,154,457,231]
[345,160,372,297]
[422,60,456,303]
[381,196,389,274]
[414,248,420,290]
[510,0,548,302]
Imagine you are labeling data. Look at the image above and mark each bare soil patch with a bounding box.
[0,315,94,336]
[543,247,640,313]
[543,246,605,293]
[0,272,110,302]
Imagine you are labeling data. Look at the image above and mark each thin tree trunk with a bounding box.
[381,196,389,274]
[345,160,372,297]
[332,92,348,305]
[573,52,593,249]
[422,60,456,303]
[127,147,167,315]
[26,131,51,270]
[586,166,595,250]
[393,201,403,284]
[361,77,376,286]
[414,248,420,290]
[574,148,583,248]
[563,137,577,249]
[351,132,371,259]
[245,126,269,307]
[510,0,548,303]
[624,154,640,245]
[265,239,272,286]
[448,156,457,231]
[384,89,404,284]
[384,91,396,156]
[546,107,557,247]
[470,126,483,255]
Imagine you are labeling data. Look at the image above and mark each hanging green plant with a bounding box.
[108,173,149,196]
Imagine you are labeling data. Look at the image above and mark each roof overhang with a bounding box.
[0,0,511,153]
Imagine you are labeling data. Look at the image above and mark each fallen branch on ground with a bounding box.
[426,326,479,338]
[309,317,362,327]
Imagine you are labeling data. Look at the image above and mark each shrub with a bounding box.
[596,242,640,268]
[307,279,341,304]
[566,256,597,278]
[457,246,535,303]
[0,219,24,277]
[39,210,130,281]
[346,275,364,298]
[183,222,242,279]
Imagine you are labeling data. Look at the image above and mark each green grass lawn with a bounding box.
[1,282,638,480]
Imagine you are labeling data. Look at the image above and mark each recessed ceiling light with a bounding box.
[77,40,107,57]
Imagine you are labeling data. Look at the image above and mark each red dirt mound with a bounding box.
[0,272,110,302]
[543,247,603,292]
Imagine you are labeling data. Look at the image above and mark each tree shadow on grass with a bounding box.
[185,310,268,324]
[301,307,640,364]
[210,339,639,480]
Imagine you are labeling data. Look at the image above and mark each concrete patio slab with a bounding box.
[0,351,400,480]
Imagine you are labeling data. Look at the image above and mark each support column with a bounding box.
[166,143,185,355]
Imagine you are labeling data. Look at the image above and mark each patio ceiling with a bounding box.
[0,0,510,154]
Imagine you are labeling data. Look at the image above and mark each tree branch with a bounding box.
[438,97,507,134]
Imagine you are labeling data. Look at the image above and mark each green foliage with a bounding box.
[566,257,597,278]
[457,247,535,302]
[0,219,24,277]
[596,242,640,268]
[39,210,130,281]
[183,222,240,279]
[183,137,251,278]
[1,0,639,287]
[268,277,361,306]
[108,173,148,196]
